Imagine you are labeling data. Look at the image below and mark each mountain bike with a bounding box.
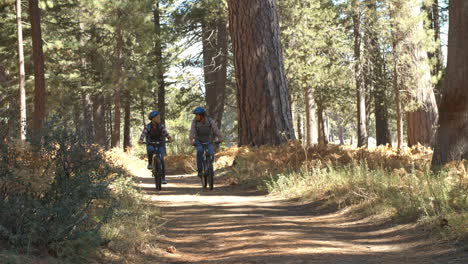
[148,140,170,191]
[199,141,220,190]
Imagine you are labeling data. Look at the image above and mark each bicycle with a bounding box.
[197,141,220,190]
[147,140,170,191]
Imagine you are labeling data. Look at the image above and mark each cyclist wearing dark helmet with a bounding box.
[189,107,224,178]
[139,111,173,184]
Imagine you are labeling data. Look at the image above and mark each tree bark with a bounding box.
[93,93,106,146]
[154,0,166,124]
[339,124,344,145]
[405,3,438,147]
[352,1,368,147]
[111,11,123,148]
[228,0,295,146]
[202,14,228,128]
[28,0,46,134]
[16,0,26,141]
[425,0,444,105]
[123,90,132,152]
[431,0,468,167]
[304,86,317,145]
[317,103,327,145]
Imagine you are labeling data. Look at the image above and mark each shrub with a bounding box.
[0,124,117,261]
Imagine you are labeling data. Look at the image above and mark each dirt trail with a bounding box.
[136,173,467,264]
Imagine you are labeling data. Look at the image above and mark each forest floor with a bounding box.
[133,171,468,264]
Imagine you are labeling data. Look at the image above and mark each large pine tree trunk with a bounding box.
[123,91,132,152]
[154,0,166,124]
[202,14,228,128]
[16,0,26,141]
[317,103,327,145]
[111,12,123,148]
[28,0,46,134]
[431,0,468,167]
[228,0,295,146]
[425,0,444,104]
[367,0,391,146]
[352,1,368,147]
[93,93,106,146]
[82,93,94,142]
[304,86,317,145]
[404,3,438,147]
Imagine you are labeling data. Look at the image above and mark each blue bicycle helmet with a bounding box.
[148,111,160,120]
[193,107,206,115]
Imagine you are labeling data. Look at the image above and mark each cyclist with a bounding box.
[139,111,173,184]
[189,107,224,178]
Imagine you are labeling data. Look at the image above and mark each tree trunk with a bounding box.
[111,11,123,148]
[82,93,94,143]
[317,103,327,145]
[16,0,26,141]
[352,1,368,147]
[228,0,295,146]
[297,106,303,143]
[154,0,166,124]
[391,19,402,151]
[339,124,344,145]
[28,0,46,134]
[425,0,444,105]
[202,15,228,128]
[405,3,438,147]
[431,0,468,167]
[93,93,106,146]
[123,91,132,152]
[304,86,317,145]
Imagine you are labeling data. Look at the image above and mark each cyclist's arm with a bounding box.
[210,119,224,142]
[139,126,148,144]
[161,125,172,142]
[189,120,196,144]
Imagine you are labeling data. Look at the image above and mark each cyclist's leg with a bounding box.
[206,143,215,163]
[195,141,204,177]
[158,145,167,183]
[147,145,155,169]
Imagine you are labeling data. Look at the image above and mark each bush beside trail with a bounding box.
[0,127,161,263]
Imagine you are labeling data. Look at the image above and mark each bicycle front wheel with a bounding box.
[153,156,162,191]
[208,164,214,190]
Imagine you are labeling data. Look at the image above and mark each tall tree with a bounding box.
[431,0,468,167]
[28,0,46,133]
[365,0,391,146]
[392,0,438,147]
[123,90,131,151]
[154,0,166,124]
[425,0,444,103]
[111,9,123,148]
[352,0,368,147]
[228,0,295,146]
[16,0,26,141]
[202,1,228,128]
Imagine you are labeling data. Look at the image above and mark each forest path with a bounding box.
[135,172,466,264]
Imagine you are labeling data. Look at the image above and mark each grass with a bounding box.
[263,159,468,241]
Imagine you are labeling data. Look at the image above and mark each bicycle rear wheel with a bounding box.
[153,156,162,191]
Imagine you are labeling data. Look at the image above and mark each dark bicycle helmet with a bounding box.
[148,111,160,120]
[193,107,206,115]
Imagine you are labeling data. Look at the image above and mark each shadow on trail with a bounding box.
[138,173,467,264]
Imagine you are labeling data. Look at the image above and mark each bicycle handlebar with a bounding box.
[147,140,172,145]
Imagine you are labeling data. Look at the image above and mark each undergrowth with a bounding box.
[0,124,160,263]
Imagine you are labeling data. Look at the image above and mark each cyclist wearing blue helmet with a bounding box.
[189,107,224,177]
[139,110,173,184]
